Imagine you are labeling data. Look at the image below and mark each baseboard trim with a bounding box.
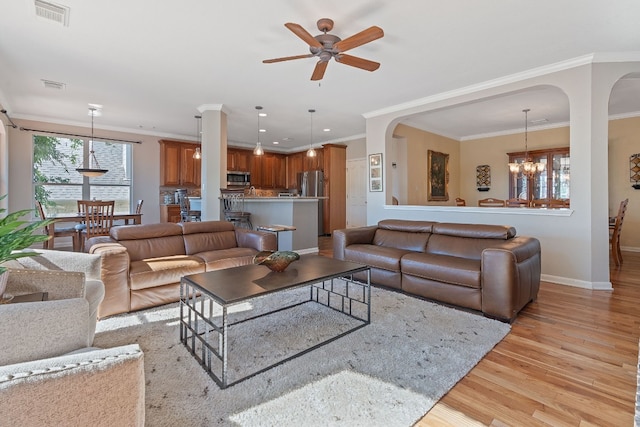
[541,274,613,291]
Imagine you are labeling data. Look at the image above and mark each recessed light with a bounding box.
[259,129,266,133]
[272,141,279,145]
[282,137,292,141]
[323,128,331,132]
[259,113,267,117]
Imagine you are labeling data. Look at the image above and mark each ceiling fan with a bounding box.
[263,18,384,81]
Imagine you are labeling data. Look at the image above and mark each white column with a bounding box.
[198,104,228,221]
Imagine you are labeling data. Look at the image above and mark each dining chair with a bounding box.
[506,198,529,207]
[220,188,252,229]
[135,199,144,214]
[455,197,466,206]
[478,198,505,207]
[610,198,629,267]
[35,200,78,251]
[76,200,115,252]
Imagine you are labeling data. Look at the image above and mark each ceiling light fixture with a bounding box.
[508,109,545,177]
[253,106,264,156]
[76,106,108,177]
[193,115,202,159]
[306,109,316,158]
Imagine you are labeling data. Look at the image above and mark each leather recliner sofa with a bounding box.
[333,219,541,322]
[86,220,277,318]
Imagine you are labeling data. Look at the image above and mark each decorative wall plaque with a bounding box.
[631,154,640,189]
[476,164,491,191]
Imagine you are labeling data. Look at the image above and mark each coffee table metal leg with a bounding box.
[221,305,228,388]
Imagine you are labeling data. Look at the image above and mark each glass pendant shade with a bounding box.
[77,107,108,177]
[306,108,316,158]
[253,106,264,156]
[193,115,202,159]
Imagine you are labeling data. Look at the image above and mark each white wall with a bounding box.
[364,58,640,290]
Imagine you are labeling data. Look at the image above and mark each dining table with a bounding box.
[48,212,142,246]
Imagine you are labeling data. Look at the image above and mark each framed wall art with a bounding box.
[427,150,449,201]
[369,153,383,192]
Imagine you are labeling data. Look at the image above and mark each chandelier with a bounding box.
[508,109,545,176]
[253,106,265,156]
[76,106,108,177]
[306,109,316,157]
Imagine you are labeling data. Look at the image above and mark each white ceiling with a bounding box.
[1,0,639,150]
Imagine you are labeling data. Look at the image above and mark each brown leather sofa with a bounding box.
[86,221,277,318]
[333,219,541,322]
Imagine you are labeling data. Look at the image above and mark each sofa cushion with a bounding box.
[432,223,516,239]
[344,244,413,273]
[426,234,517,260]
[129,255,205,291]
[196,247,258,271]
[372,229,430,252]
[182,221,238,255]
[401,252,481,289]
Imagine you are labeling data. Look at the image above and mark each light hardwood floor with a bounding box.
[318,236,639,426]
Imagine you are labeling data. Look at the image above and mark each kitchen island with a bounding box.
[238,197,325,253]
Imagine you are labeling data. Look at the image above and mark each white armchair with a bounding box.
[0,268,145,426]
[3,249,105,342]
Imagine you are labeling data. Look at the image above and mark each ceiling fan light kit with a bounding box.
[263,18,384,81]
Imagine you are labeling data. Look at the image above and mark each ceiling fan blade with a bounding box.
[333,26,384,52]
[284,23,322,49]
[311,61,329,81]
[263,54,314,64]
[335,54,380,72]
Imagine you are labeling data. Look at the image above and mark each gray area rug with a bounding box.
[94,286,510,426]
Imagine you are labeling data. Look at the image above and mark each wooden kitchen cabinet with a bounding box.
[304,149,324,172]
[227,148,251,172]
[322,144,347,235]
[159,139,201,187]
[287,152,304,188]
[250,152,287,189]
[160,205,182,223]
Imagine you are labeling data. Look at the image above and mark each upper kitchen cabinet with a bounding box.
[159,139,201,187]
[227,148,251,172]
[251,152,287,189]
[304,148,324,171]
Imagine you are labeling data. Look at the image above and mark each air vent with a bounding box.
[41,79,66,90]
[34,0,70,26]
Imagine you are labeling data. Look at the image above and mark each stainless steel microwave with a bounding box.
[227,171,250,187]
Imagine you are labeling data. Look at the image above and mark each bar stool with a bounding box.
[220,188,252,229]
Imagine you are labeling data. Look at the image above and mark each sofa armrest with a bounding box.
[0,344,145,427]
[6,269,85,300]
[481,236,541,322]
[0,298,90,365]
[235,228,277,252]
[88,241,132,318]
[332,226,378,260]
[7,249,102,281]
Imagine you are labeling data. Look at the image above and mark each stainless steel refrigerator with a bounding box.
[298,170,324,235]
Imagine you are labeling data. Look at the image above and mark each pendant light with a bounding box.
[508,108,545,177]
[76,106,108,177]
[193,115,202,159]
[253,106,264,156]
[306,109,316,158]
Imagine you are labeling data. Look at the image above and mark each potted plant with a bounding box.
[0,195,53,299]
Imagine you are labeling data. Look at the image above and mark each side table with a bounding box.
[256,225,296,251]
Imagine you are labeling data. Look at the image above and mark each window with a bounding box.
[33,135,133,216]
[508,147,570,203]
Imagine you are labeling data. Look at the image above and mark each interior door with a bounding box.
[346,158,367,228]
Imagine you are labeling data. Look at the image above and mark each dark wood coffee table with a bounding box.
[179,254,370,388]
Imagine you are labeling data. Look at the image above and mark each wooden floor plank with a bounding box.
[318,238,640,426]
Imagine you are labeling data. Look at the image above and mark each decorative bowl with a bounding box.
[253,250,300,272]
